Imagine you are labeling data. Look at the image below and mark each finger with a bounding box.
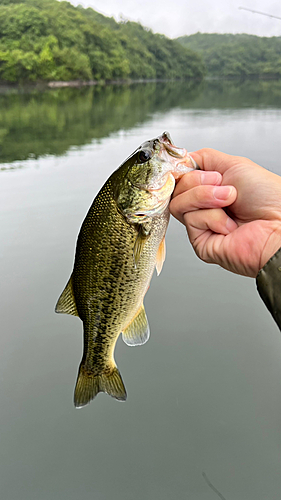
[184,207,238,241]
[183,209,238,264]
[169,184,237,224]
[189,148,242,174]
[173,170,222,198]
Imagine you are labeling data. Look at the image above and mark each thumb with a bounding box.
[189,148,240,175]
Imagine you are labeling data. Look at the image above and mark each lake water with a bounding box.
[1,80,281,499]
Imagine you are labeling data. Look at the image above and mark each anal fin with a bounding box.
[55,274,79,316]
[122,304,150,346]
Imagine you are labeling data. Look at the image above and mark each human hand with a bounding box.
[169,148,281,277]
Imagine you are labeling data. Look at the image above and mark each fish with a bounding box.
[55,132,198,408]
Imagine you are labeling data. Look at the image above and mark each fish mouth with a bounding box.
[127,132,199,191]
[158,131,199,179]
[159,131,186,158]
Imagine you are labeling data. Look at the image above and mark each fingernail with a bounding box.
[226,217,237,232]
[213,186,233,200]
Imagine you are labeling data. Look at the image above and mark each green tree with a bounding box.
[177,33,281,79]
[0,0,205,83]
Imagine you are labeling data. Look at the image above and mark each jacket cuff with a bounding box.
[256,247,281,330]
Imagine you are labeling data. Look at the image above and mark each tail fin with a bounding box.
[74,365,127,408]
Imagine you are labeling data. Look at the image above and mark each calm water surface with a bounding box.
[1,80,281,499]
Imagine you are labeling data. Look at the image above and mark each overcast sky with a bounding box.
[71,0,281,38]
[69,0,281,38]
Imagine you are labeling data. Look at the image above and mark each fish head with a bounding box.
[115,132,199,223]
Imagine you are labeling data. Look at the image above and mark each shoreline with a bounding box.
[0,75,280,93]
[0,78,190,93]
[47,78,169,88]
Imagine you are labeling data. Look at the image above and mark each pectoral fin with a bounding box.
[55,275,79,316]
[122,304,150,346]
[133,226,150,267]
[156,236,166,276]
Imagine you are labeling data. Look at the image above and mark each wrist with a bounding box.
[260,225,281,271]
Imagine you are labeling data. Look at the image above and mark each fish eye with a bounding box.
[138,150,151,163]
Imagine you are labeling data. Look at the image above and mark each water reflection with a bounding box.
[0,81,200,164]
[1,79,281,165]
[187,78,281,109]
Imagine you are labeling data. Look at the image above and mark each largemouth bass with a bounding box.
[56,132,197,408]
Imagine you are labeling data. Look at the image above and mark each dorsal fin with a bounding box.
[122,304,150,346]
[55,275,79,316]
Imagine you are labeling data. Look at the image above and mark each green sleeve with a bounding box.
[256,247,281,330]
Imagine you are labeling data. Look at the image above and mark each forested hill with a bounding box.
[0,0,205,83]
[177,33,281,78]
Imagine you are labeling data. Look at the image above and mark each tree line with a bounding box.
[0,0,205,83]
[177,33,281,79]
